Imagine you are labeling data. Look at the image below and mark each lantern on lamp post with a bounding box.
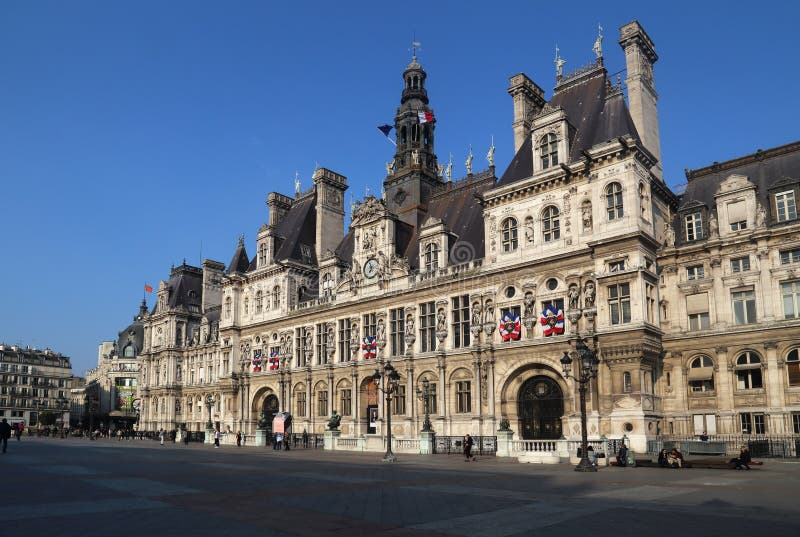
[561,338,599,472]
[372,362,401,462]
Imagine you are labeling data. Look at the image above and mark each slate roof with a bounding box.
[227,237,250,274]
[165,263,203,311]
[272,193,317,266]
[499,64,640,187]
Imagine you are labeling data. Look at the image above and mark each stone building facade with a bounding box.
[137,21,800,451]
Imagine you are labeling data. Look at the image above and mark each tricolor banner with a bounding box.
[418,110,434,123]
[268,351,280,371]
[539,306,565,336]
[499,313,522,341]
[361,336,377,359]
[251,350,263,372]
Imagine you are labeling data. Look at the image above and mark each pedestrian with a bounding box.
[274,432,282,451]
[302,429,309,448]
[236,431,242,447]
[0,418,11,454]
[214,428,220,448]
[17,422,24,441]
[732,446,752,470]
[284,433,291,451]
[658,449,669,467]
[616,443,628,467]
[463,434,475,462]
[159,429,165,446]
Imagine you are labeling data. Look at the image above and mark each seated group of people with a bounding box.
[729,446,752,470]
[658,448,685,468]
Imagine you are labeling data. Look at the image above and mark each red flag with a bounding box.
[144,284,153,293]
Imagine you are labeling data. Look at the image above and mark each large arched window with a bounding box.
[623,371,632,393]
[538,133,558,170]
[501,218,518,252]
[688,355,714,392]
[606,182,624,220]
[787,348,800,387]
[424,243,439,272]
[123,344,135,358]
[735,351,762,389]
[542,206,560,242]
[255,291,263,313]
[224,297,231,319]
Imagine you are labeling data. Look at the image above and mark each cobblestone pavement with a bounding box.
[2,438,800,537]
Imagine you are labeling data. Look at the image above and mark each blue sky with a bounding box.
[1,0,797,375]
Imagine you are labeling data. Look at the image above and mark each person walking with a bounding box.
[302,429,309,448]
[16,422,24,441]
[236,431,242,447]
[159,429,165,446]
[183,430,190,446]
[0,418,12,454]
[214,428,220,448]
[463,434,475,462]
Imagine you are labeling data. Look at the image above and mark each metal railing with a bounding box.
[647,434,800,458]
[433,435,497,456]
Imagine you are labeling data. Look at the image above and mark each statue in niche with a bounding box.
[709,212,719,239]
[385,159,395,176]
[326,324,336,349]
[581,201,593,231]
[483,300,495,326]
[412,149,420,165]
[568,284,580,310]
[523,291,535,318]
[584,281,596,308]
[304,329,314,353]
[756,201,767,228]
[376,318,386,344]
[405,314,415,335]
[524,216,534,243]
[663,221,676,247]
[436,308,447,332]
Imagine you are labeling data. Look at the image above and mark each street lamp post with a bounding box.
[415,377,434,433]
[561,338,600,472]
[205,394,215,430]
[372,362,401,462]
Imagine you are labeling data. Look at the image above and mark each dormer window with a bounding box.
[727,201,747,231]
[606,182,623,220]
[501,218,518,252]
[685,212,703,241]
[538,133,558,170]
[258,243,267,267]
[424,243,439,272]
[776,191,797,222]
[299,244,313,265]
[255,291,263,313]
[542,206,560,242]
[321,273,333,297]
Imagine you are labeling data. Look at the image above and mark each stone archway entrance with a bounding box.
[262,394,279,436]
[518,376,564,439]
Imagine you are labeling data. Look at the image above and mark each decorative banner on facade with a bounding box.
[115,381,137,410]
[268,351,280,371]
[539,306,565,336]
[499,313,522,341]
[252,350,263,372]
[361,336,377,359]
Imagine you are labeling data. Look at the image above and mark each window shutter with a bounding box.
[727,201,747,223]
[686,293,709,314]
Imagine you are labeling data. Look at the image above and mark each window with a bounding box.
[609,260,625,273]
[538,133,558,169]
[501,218,519,252]
[731,257,750,273]
[272,286,281,309]
[224,297,231,319]
[686,265,705,280]
[787,349,800,387]
[338,319,352,362]
[740,412,766,434]
[727,201,747,231]
[316,323,327,365]
[427,382,438,414]
[608,283,631,325]
[390,308,405,357]
[258,242,267,266]
[317,390,328,417]
[419,302,437,353]
[732,289,757,325]
[542,206,560,242]
[776,191,797,222]
[792,413,800,434]
[645,283,656,324]
[392,385,406,415]
[424,243,440,271]
[688,312,711,330]
[606,182,624,220]
[782,281,800,319]
[688,356,715,392]
[362,313,377,339]
[451,295,471,348]
[623,371,632,393]
[255,291,263,313]
[295,328,305,367]
[296,391,306,417]
[685,212,703,241]
[693,414,717,435]
[341,389,352,416]
[735,351,763,390]
[321,273,333,297]
[456,381,471,413]
[780,248,800,265]
[244,297,249,315]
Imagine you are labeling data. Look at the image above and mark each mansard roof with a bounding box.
[272,192,317,266]
[499,64,640,187]
[165,263,203,311]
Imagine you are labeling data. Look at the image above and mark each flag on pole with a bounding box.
[417,111,434,123]
[144,284,153,293]
[377,124,396,146]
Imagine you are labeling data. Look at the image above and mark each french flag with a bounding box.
[418,111,434,124]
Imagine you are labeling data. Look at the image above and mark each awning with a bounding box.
[686,293,709,315]
[688,366,714,381]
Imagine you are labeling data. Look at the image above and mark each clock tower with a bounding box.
[383,54,442,228]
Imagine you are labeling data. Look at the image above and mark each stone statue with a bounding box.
[709,212,719,239]
[498,418,511,432]
[304,329,314,352]
[445,159,453,182]
[437,163,444,177]
[483,300,495,326]
[568,284,580,310]
[593,24,603,59]
[756,202,767,228]
[465,147,473,174]
[471,301,482,321]
[412,149,420,165]
[555,46,566,77]
[326,324,336,349]
[327,410,341,431]
[663,221,676,247]
[385,160,394,176]
[436,308,446,332]
[582,202,593,231]
[523,291,535,318]
[486,144,495,167]
[524,216,534,243]
[405,314,415,335]
[257,411,269,430]
[376,318,386,344]
[584,281,596,308]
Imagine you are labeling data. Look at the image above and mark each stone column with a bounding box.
[763,342,784,432]
[486,351,496,426]
[327,370,335,418]
[437,354,447,433]
[714,346,735,433]
[351,365,360,435]
[305,373,312,429]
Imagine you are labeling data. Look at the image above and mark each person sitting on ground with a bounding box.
[732,446,752,470]
[658,449,670,467]
[616,444,628,467]
[668,448,684,468]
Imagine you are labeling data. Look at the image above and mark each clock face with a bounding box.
[363,258,379,278]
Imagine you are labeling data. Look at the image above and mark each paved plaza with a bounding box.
[2,438,800,536]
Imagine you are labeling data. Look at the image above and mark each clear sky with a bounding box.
[1,0,797,376]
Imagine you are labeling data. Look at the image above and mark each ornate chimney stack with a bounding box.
[508,73,545,153]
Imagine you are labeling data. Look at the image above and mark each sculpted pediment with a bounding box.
[716,174,754,196]
[351,195,388,225]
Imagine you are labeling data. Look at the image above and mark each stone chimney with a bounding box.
[619,21,662,180]
[507,73,545,153]
[201,259,225,313]
[313,167,348,262]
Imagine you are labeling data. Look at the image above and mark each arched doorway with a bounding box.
[262,394,279,436]
[518,376,563,439]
